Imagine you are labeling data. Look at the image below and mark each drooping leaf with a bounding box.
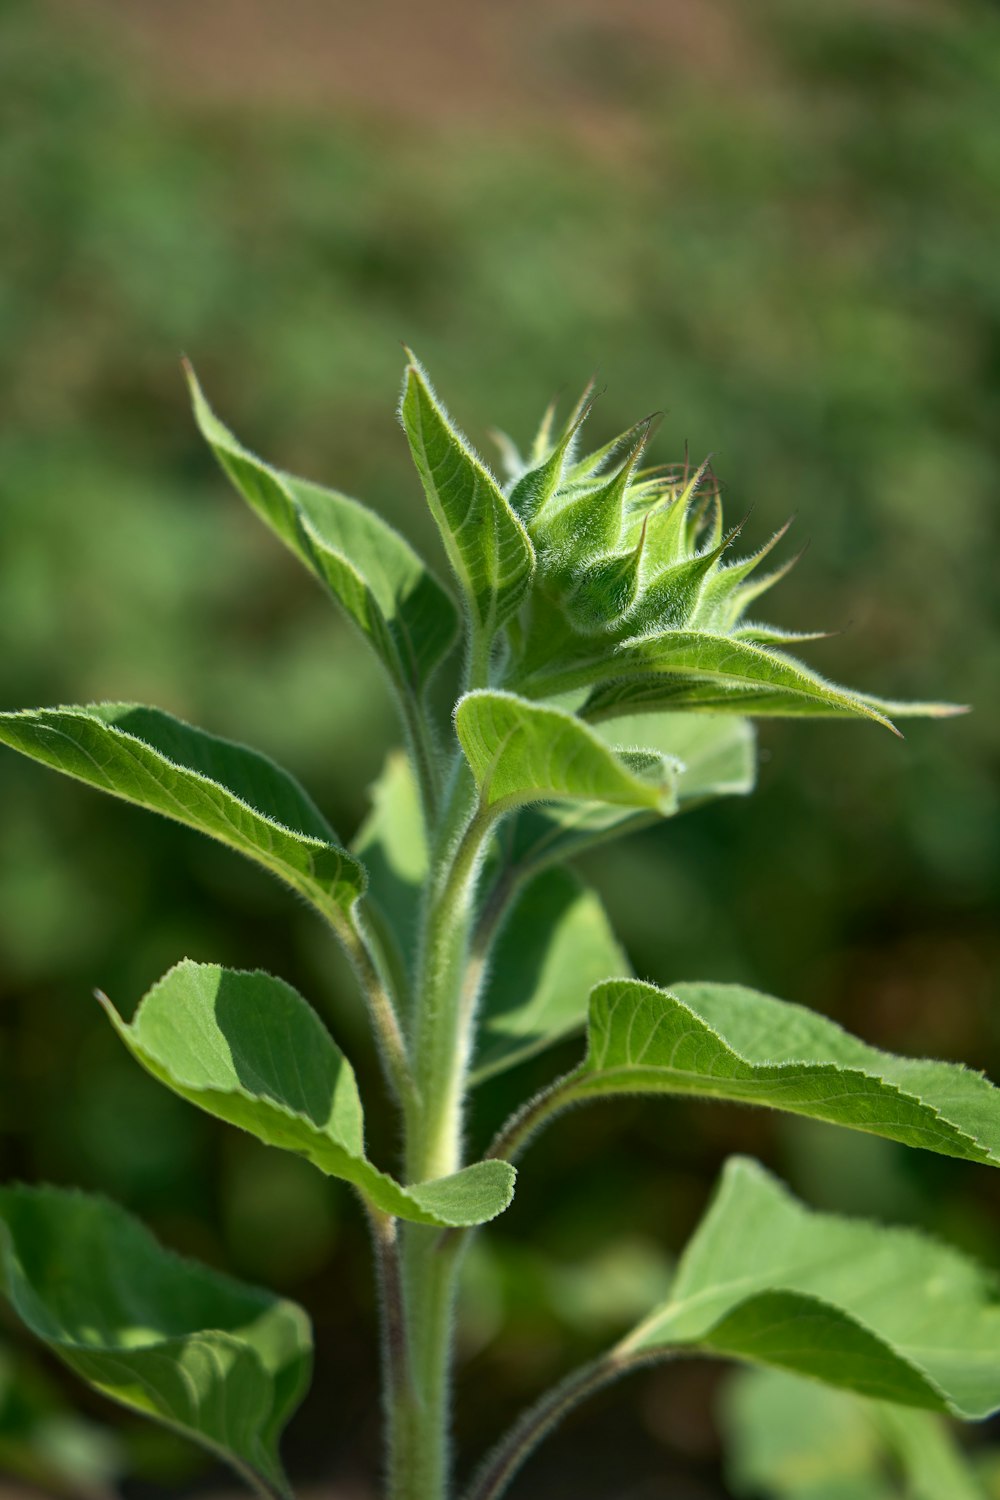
[455,690,679,816]
[600,712,756,805]
[508,713,755,870]
[0,1186,312,1498]
[0,705,366,927]
[562,978,1000,1167]
[188,366,458,695]
[471,868,629,1084]
[102,962,515,1229]
[352,750,428,1003]
[580,632,900,731]
[400,356,534,646]
[619,1157,1000,1416]
[722,1367,986,1500]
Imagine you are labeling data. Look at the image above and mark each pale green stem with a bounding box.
[407,784,495,1181]
[390,1227,465,1500]
[386,764,497,1500]
[466,624,494,693]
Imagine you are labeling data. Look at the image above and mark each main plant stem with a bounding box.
[387,761,494,1500]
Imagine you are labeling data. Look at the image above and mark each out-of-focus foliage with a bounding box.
[721,1366,988,1500]
[0,1341,123,1499]
[1,0,998,1492]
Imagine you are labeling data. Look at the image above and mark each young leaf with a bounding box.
[0,704,366,927]
[619,1157,1000,1417]
[565,978,1000,1167]
[471,868,629,1084]
[399,357,534,649]
[722,1368,987,1500]
[455,690,679,816]
[598,712,756,805]
[102,961,515,1229]
[0,1186,312,1498]
[581,632,900,732]
[508,714,755,871]
[188,367,458,696]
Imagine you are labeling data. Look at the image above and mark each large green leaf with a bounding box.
[619,1157,1000,1416]
[562,978,1000,1167]
[508,712,755,870]
[0,1186,312,1498]
[188,367,458,695]
[723,1368,987,1500]
[0,705,365,926]
[455,690,679,816]
[471,868,629,1084]
[400,357,534,645]
[102,961,515,1229]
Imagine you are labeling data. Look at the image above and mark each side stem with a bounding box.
[461,1352,651,1500]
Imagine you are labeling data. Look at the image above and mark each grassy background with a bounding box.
[1,0,998,1494]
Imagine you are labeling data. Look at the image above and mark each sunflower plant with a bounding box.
[0,355,996,1500]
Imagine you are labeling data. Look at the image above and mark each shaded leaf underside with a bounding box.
[189,366,458,695]
[0,704,366,925]
[0,1187,312,1497]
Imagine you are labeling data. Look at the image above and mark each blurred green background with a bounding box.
[1,0,998,1495]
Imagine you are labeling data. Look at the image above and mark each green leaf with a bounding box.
[0,1186,312,1497]
[455,690,679,816]
[188,366,458,696]
[566,978,1000,1167]
[722,1368,986,1500]
[352,750,428,1002]
[102,961,515,1229]
[581,632,901,732]
[508,713,755,870]
[400,356,534,646]
[598,711,756,805]
[0,704,366,927]
[873,1403,987,1500]
[471,868,629,1083]
[619,1156,1000,1416]
[723,1368,892,1500]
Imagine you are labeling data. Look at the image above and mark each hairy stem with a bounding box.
[407,780,494,1182]
[339,914,415,1110]
[369,1208,411,1405]
[390,1227,464,1500]
[400,689,442,826]
[386,763,497,1500]
[461,1352,648,1500]
[486,1070,583,1164]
